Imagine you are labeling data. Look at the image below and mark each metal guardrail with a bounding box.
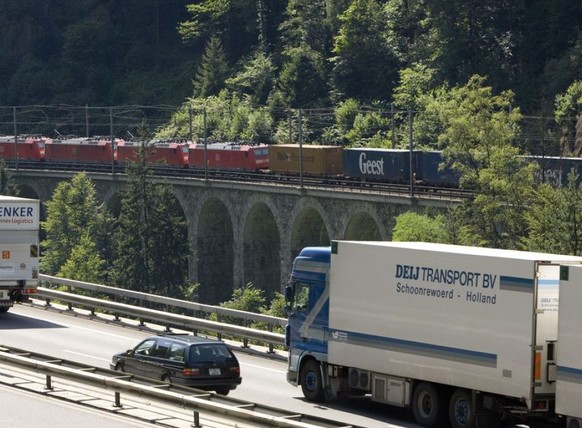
[37,274,286,351]
[0,345,357,428]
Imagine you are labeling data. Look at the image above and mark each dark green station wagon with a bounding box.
[111,333,241,395]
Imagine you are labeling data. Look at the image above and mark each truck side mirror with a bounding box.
[283,305,292,317]
[285,284,294,302]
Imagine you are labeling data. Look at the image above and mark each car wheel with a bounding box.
[114,362,125,372]
[161,374,171,383]
[300,359,325,402]
[412,382,445,427]
[215,386,230,396]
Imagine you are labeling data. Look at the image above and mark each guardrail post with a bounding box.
[268,323,274,354]
[242,319,249,348]
[45,374,53,390]
[217,314,222,341]
[113,391,122,408]
[67,285,73,311]
[192,411,201,427]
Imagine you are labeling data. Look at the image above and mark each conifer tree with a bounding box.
[112,160,191,297]
[41,172,110,278]
[0,160,19,196]
[194,36,229,98]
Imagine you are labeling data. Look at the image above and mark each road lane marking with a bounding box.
[240,362,285,374]
[62,350,111,362]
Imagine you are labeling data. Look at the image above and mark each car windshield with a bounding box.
[134,339,156,356]
[189,344,234,363]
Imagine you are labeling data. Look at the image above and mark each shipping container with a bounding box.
[343,148,410,183]
[269,144,343,176]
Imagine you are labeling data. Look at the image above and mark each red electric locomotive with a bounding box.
[188,142,269,172]
[117,140,189,168]
[0,135,47,163]
[44,137,116,165]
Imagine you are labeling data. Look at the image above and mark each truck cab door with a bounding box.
[289,281,329,354]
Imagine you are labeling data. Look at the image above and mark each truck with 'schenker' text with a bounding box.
[284,241,582,427]
[0,195,40,314]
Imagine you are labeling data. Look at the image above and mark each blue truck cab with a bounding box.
[284,246,332,401]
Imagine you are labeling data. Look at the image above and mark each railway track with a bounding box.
[8,161,473,201]
[0,344,362,428]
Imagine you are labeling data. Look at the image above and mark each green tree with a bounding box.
[0,160,19,195]
[554,80,582,156]
[384,0,437,66]
[58,233,106,284]
[226,50,275,105]
[147,185,192,297]
[392,63,440,149]
[179,0,276,60]
[279,0,330,56]
[344,109,391,148]
[220,282,266,313]
[427,0,522,95]
[275,46,329,108]
[392,211,448,243]
[112,162,191,297]
[41,173,110,277]
[156,90,274,143]
[432,76,535,249]
[194,36,229,98]
[214,282,267,327]
[524,172,582,255]
[331,0,398,102]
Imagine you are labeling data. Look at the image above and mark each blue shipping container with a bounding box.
[343,148,411,183]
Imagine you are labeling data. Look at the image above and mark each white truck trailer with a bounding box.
[284,241,582,427]
[0,195,40,313]
[556,264,582,428]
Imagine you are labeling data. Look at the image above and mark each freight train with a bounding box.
[1,135,581,189]
[0,135,269,173]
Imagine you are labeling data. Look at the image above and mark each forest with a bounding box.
[1,1,581,117]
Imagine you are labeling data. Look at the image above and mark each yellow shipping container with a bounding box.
[268,144,343,175]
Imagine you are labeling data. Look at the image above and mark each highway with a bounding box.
[0,304,419,428]
[0,383,153,428]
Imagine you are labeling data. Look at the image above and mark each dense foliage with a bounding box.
[1,0,581,116]
[0,160,19,195]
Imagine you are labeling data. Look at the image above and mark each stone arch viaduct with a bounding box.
[14,170,458,304]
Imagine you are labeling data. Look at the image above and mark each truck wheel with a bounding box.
[449,388,475,428]
[0,307,9,314]
[300,359,325,402]
[412,382,445,427]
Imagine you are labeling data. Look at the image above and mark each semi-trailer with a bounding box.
[284,241,582,427]
[0,195,40,313]
[556,264,582,428]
